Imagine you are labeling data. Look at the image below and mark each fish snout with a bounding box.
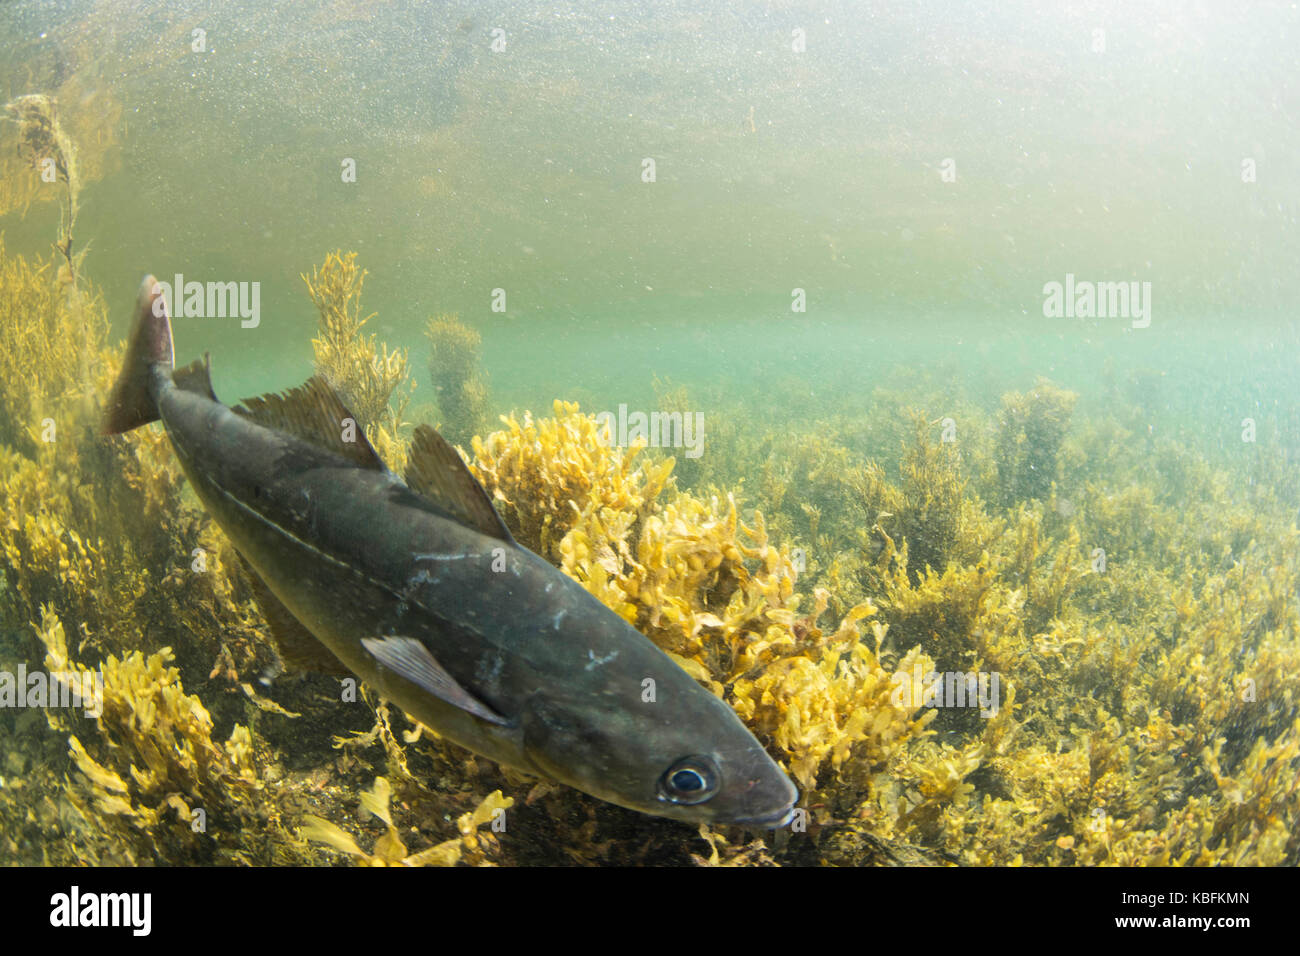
[713,749,799,828]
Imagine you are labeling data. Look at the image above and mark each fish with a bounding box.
[101,275,798,827]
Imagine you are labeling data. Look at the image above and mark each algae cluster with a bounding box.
[425,313,489,446]
[305,250,413,468]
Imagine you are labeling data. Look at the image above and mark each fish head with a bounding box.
[520,669,798,827]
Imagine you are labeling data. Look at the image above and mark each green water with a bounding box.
[3,0,1300,870]
[3,0,1298,433]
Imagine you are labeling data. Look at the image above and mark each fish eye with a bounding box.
[658,756,720,805]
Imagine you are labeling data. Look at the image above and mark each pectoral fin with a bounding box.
[361,635,509,726]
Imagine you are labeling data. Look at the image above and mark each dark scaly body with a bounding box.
[104,276,797,826]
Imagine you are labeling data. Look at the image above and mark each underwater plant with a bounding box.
[469,400,673,558]
[0,240,100,456]
[1,94,81,284]
[995,379,1078,508]
[35,606,262,864]
[304,250,413,465]
[302,776,513,866]
[425,312,489,446]
[0,91,98,409]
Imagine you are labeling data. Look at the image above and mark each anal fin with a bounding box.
[237,553,352,676]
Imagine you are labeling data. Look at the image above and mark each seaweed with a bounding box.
[302,776,513,867]
[304,250,413,467]
[425,312,489,446]
[2,94,81,282]
[995,379,1078,508]
[35,607,263,864]
[470,400,673,558]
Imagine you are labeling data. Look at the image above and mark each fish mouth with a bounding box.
[730,804,797,829]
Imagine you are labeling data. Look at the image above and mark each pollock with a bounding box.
[102,276,797,826]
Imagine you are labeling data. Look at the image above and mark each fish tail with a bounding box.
[102,274,174,434]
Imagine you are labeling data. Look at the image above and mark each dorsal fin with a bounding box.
[404,424,513,542]
[172,353,218,401]
[234,376,386,471]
